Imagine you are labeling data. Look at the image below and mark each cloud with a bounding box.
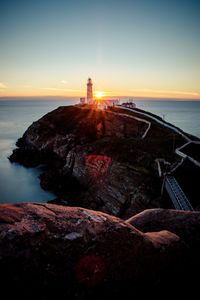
[40,87,82,92]
[61,80,68,84]
[0,82,7,89]
[40,87,65,91]
[131,88,199,96]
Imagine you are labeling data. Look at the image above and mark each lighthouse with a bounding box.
[87,78,93,104]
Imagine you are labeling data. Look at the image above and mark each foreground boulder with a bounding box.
[0,203,199,299]
[127,208,200,249]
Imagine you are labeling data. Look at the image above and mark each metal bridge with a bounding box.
[164,175,194,211]
[118,105,195,212]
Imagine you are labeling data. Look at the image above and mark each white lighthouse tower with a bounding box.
[87,78,93,104]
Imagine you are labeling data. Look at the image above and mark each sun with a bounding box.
[95,91,104,99]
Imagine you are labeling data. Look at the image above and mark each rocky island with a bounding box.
[2,104,200,299]
[9,104,191,217]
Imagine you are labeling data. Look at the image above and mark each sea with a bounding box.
[0,99,200,204]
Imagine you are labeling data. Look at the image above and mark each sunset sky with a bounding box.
[0,0,199,99]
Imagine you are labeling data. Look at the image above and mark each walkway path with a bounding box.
[116,105,196,211]
[79,104,196,211]
[106,110,151,139]
[116,105,191,142]
[164,175,194,211]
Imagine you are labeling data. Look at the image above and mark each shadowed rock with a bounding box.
[9,105,184,218]
[126,208,200,249]
[0,203,197,299]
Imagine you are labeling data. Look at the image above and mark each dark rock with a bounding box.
[126,208,200,249]
[9,148,41,167]
[126,208,200,294]
[0,203,196,299]
[8,105,186,217]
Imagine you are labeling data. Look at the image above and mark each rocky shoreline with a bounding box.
[9,105,188,218]
[4,105,200,298]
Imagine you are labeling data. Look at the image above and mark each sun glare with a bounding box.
[95,91,104,99]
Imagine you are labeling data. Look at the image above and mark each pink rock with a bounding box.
[0,203,192,299]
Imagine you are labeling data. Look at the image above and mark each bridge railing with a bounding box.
[164,175,194,211]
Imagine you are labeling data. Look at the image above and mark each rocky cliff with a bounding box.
[4,106,200,298]
[9,105,185,218]
[0,203,199,299]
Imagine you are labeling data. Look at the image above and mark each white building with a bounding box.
[80,97,86,104]
[97,99,120,109]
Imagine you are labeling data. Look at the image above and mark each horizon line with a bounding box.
[0,96,200,102]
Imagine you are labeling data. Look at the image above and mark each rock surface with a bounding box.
[0,203,199,299]
[127,208,200,250]
[9,105,185,218]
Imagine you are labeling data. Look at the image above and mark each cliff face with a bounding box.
[9,105,184,218]
[5,106,200,298]
[0,203,199,299]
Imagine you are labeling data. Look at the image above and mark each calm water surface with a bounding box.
[0,99,78,203]
[0,99,199,203]
[135,100,200,138]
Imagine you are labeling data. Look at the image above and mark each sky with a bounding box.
[0,0,200,99]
